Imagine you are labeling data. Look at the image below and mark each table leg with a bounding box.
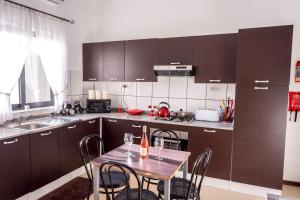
[164,179,171,200]
[183,159,188,179]
[93,165,99,200]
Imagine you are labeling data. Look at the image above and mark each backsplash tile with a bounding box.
[187,77,206,99]
[169,77,188,98]
[152,76,169,98]
[71,70,236,114]
[137,82,152,97]
[206,83,227,100]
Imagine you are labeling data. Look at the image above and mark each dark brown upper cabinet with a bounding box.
[194,33,237,83]
[102,41,125,81]
[236,25,293,85]
[158,36,196,65]
[232,84,289,189]
[125,39,158,82]
[82,43,102,81]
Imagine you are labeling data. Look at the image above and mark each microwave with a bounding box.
[86,99,111,113]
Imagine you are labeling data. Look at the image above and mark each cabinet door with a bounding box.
[102,41,125,81]
[102,118,124,152]
[30,128,61,191]
[188,128,232,180]
[0,135,30,200]
[194,34,237,83]
[82,43,102,81]
[232,84,289,189]
[119,120,148,144]
[60,122,84,175]
[125,39,158,82]
[158,37,196,65]
[82,118,100,157]
[236,25,293,85]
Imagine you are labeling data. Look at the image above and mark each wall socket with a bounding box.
[122,84,128,89]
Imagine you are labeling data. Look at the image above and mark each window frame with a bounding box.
[11,67,54,111]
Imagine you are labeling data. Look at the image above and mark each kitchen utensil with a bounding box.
[74,100,84,114]
[177,109,193,121]
[127,109,143,115]
[158,102,170,118]
[295,106,298,122]
[289,110,293,121]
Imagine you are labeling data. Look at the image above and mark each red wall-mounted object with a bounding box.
[289,92,300,111]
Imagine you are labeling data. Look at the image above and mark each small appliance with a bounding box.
[86,99,111,113]
[154,64,194,76]
[157,102,170,118]
[195,109,220,122]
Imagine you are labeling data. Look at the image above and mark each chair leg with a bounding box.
[142,177,145,189]
[146,179,150,190]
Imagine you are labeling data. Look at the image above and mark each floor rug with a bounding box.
[39,177,92,200]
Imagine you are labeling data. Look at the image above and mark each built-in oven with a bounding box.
[149,128,188,151]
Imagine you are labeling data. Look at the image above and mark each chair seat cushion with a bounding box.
[115,188,158,200]
[100,171,129,188]
[157,177,197,199]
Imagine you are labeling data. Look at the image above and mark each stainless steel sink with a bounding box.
[8,123,49,130]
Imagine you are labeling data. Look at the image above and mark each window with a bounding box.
[11,53,54,110]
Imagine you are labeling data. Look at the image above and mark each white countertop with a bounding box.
[0,112,234,140]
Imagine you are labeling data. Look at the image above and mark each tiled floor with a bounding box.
[85,174,300,200]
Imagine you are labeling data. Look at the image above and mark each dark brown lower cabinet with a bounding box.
[82,118,100,157]
[60,122,85,175]
[0,135,30,200]
[188,128,232,180]
[30,128,61,191]
[232,84,289,189]
[102,118,125,152]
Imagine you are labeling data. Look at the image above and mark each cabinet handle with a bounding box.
[88,120,96,124]
[108,119,117,123]
[255,80,269,84]
[254,86,268,90]
[132,125,141,128]
[204,129,216,133]
[209,79,221,83]
[3,139,18,145]
[68,125,77,129]
[109,78,118,81]
[89,78,96,81]
[41,131,52,136]
[170,62,181,65]
[133,136,141,139]
[135,78,145,81]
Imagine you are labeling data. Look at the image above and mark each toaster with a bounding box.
[195,109,220,122]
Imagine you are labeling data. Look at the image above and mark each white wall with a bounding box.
[10,0,300,182]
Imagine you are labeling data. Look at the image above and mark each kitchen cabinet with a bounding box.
[30,128,61,191]
[188,128,232,180]
[158,37,196,65]
[102,41,125,81]
[236,25,293,85]
[232,84,289,189]
[82,118,100,158]
[120,119,149,144]
[82,42,102,81]
[194,33,237,83]
[125,39,158,82]
[102,118,125,152]
[0,135,30,200]
[60,122,85,175]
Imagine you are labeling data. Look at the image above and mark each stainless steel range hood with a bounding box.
[154,65,195,76]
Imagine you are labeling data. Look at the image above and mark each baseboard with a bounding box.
[16,167,86,200]
[283,180,300,187]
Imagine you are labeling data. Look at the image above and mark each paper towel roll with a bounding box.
[88,90,96,100]
[102,90,109,99]
[95,90,102,99]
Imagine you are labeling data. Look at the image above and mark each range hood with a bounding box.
[154,65,195,76]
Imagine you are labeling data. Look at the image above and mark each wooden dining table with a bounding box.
[91,144,191,200]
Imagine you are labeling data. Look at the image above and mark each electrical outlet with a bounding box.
[122,84,128,89]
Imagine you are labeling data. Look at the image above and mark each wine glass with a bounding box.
[154,136,164,161]
[124,133,133,157]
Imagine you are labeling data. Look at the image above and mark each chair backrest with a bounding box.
[187,147,213,200]
[100,161,142,200]
[151,129,180,150]
[79,134,105,184]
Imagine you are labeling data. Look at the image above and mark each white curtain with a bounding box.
[32,12,68,111]
[0,1,31,123]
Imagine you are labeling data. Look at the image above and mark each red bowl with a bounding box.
[127,109,143,115]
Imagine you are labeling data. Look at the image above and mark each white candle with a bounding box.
[95,90,102,99]
[88,90,96,100]
[102,90,109,99]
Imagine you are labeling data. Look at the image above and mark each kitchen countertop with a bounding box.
[0,112,234,141]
